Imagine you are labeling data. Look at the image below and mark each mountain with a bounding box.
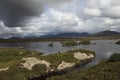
[9,37,22,39]
[40,30,120,38]
[91,30,120,36]
[40,32,90,38]
[2,30,120,39]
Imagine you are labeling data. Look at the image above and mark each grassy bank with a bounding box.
[0,48,95,80]
[0,48,41,68]
[48,53,120,80]
[41,49,95,71]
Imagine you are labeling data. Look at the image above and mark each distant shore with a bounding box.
[0,36,120,43]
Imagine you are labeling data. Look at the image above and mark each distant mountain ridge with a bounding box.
[1,30,120,39]
[91,30,120,37]
[40,30,120,38]
[40,32,90,38]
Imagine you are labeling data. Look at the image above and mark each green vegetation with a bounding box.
[79,39,91,45]
[0,48,45,80]
[116,40,120,44]
[0,48,40,68]
[0,64,46,80]
[109,53,120,62]
[47,53,120,80]
[60,40,78,46]
[0,48,95,80]
[41,49,95,70]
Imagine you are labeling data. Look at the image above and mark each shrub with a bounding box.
[116,40,120,45]
[60,40,78,46]
[109,53,120,62]
[79,40,91,45]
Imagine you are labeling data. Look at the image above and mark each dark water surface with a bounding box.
[0,40,120,68]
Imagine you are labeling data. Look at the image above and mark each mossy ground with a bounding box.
[0,48,45,80]
[0,48,40,68]
[47,54,120,80]
[0,48,95,80]
[41,49,95,71]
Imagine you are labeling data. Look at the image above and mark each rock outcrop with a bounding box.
[21,57,51,72]
[57,52,94,71]
[0,67,9,71]
[57,61,75,70]
[74,52,94,60]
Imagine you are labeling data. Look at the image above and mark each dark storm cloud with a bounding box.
[0,0,120,38]
[0,0,44,27]
[0,0,72,27]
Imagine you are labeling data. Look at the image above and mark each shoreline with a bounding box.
[0,36,120,43]
[0,48,95,80]
[30,58,95,80]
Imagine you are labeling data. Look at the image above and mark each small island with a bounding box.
[79,39,91,45]
[116,40,120,45]
[0,48,95,80]
[47,53,120,80]
[60,40,78,46]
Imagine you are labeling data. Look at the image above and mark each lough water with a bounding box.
[0,40,120,68]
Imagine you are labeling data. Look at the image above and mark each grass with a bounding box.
[43,49,93,70]
[42,49,95,71]
[79,39,91,45]
[108,53,120,62]
[0,48,45,80]
[60,40,78,46]
[0,64,46,80]
[0,48,38,68]
[47,53,120,80]
[0,48,95,80]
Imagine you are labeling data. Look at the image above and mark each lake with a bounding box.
[0,40,120,69]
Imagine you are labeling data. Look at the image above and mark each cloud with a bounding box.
[0,21,22,38]
[0,0,43,27]
[0,8,84,38]
[84,8,101,16]
[0,0,120,38]
[85,0,120,18]
[104,6,120,18]
[23,8,85,34]
[0,0,74,27]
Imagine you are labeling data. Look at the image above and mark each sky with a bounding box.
[0,0,120,38]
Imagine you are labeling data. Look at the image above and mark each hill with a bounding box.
[91,30,120,37]
[40,32,90,38]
